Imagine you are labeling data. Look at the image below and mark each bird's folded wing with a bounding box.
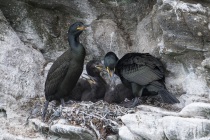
[121,65,163,85]
[45,53,71,96]
[117,53,164,85]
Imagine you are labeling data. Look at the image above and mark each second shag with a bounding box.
[66,60,107,102]
[80,60,107,102]
[104,52,180,107]
[42,22,87,121]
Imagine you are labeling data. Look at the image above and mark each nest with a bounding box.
[27,99,136,139]
[26,96,181,139]
[61,101,137,138]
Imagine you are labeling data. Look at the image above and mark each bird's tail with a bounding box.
[158,89,180,104]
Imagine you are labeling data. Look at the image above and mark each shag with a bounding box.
[81,60,107,102]
[104,82,153,105]
[65,60,107,102]
[104,52,180,107]
[42,22,87,121]
[104,83,134,104]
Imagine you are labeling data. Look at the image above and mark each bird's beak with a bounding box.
[106,67,116,86]
[95,64,104,71]
[106,67,114,78]
[87,79,96,85]
[77,24,90,31]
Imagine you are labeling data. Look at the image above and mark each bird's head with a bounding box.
[68,22,89,36]
[104,52,119,79]
[86,60,104,77]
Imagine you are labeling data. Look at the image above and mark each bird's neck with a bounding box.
[68,34,86,61]
[68,34,80,49]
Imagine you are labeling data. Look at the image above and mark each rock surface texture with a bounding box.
[119,103,210,140]
[0,0,210,139]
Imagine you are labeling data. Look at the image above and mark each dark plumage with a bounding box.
[65,60,107,102]
[104,83,134,104]
[104,52,180,107]
[66,78,90,101]
[81,60,107,102]
[42,22,87,121]
[104,82,155,105]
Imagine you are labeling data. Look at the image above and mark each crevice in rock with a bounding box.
[110,0,157,51]
[0,108,7,118]
[110,7,133,51]
[17,0,80,15]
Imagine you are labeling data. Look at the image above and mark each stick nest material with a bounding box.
[28,100,137,139]
[27,96,181,139]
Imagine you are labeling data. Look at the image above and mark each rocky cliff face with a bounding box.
[0,0,210,139]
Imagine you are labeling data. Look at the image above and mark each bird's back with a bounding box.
[116,53,165,86]
[104,84,134,103]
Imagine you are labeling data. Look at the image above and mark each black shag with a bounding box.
[81,60,107,102]
[104,82,160,106]
[104,83,134,104]
[104,52,180,107]
[42,22,87,121]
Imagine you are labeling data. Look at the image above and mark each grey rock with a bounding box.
[50,124,97,140]
[29,118,97,140]
[1,133,44,140]
[120,111,165,140]
[179,102,210,119]
[106,135,118,140]
[0,9,45,105]
[119,103,210,140]
[118,126,142,140]
[0,9,46,139]
[202,57,210,69]
[158,1,210,105]
[137,105,179,116]
[29,118,49,132]
[90,19,127,57]
[162,116,210,140]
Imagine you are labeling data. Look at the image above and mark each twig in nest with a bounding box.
[80,110,119,129]
[90,120,100,139]
[116,105,127,115]
[80,111,101,120]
